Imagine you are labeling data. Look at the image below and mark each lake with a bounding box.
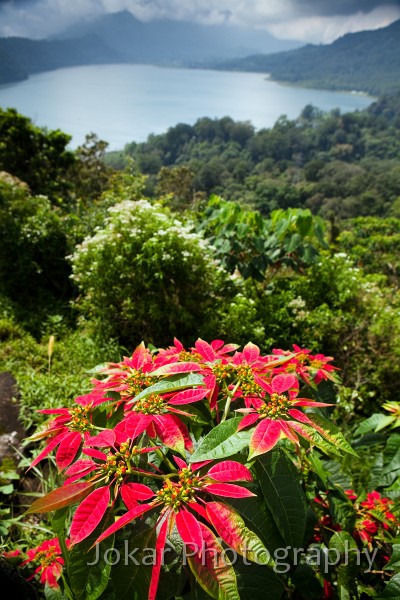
[0,64,373,150]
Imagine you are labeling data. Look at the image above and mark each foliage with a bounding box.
[70,199,234,346]
[122,95,400,221]
[337,217,400,286]
[217,19,400,96]
[4,338,399,599]
[200,196,327,280]
[0,173,72,330]
[0,108,75,198]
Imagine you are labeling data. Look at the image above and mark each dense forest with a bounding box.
[1,94,400,599]
[108,93,400,222]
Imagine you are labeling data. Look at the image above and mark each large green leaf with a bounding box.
[306,413,358,456]
[384,545,400,572]
[375,572,400,598]
[190,417,251,462]
[69,508,115,600]
[227,497,285,555]
[329,531,359,597]
[235,557,284,600]
[128,373,205,404]
[255,449,307,548]
[290,564,324,600]
[111,527,157,600]
[355,414,396,436]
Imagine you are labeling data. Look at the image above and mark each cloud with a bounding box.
[0,0,399,42]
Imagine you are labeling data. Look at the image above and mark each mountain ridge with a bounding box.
[214,19,400,95]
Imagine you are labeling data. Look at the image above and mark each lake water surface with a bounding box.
[0,64,373,150]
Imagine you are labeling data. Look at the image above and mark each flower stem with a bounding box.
[221,381,241,423]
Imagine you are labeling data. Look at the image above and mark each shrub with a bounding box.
[70,199,234,346]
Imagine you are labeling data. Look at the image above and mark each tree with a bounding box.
[0,108,75,198]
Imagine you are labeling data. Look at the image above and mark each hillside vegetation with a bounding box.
[109,93,400,222]
[217,19,400,95]
[1,97,400,598]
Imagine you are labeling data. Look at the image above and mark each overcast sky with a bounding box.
[0,0,399,43]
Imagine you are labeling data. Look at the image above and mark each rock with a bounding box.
[0,372,25,463]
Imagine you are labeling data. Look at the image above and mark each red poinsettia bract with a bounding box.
[93,459,267,600]
[21,538,69,589]
[237,373,333,458]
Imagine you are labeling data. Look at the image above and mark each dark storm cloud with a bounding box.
[0,0,399,42]
[293,0,400,17]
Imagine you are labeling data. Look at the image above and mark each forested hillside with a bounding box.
[1,96,400,599]
[108,93,400,221]
[217,19,400,95]
[0,35,122,81]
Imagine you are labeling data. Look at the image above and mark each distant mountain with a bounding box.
[0,35,122,80]
[216,19,400,95]
[53,10,302,63]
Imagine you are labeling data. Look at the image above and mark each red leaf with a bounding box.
[70,486,110,545]
[278,421,300,444]
[65,459,96,477]
[194,339,216,362]
[206,502,270,564]
[237,413,259,431]
[176,508,203,552]
[82,448,108,461]
[85,429,116,447]
[205,483,255,498]
[131,341,150,370]
[28,431,66,470]
[120,483,155,509]
[168,388,208,405]
[207,461,253,482]
[149,515,168,600]
[249,419,282,459]
[187,522,239,600]
[272,374,297,394]
[94,503,155,545]
[243,342,260,364]
[56,431,82,470]
[153,414,186,454]
[26,482,95,514]
[174,456,188,470]
[288,408,314,424]
[152,362,202,376]
[123,414,153,440]
[293,399,333,407]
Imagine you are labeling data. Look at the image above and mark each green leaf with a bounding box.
[188,522,240,600]
[0,484,14,494]
[44,584,67,600]
[69,508,115,600]
[291,564,324,600]
[51,506,70,535]
[329,532,359,594]
[235,557,284,600]
[128,374,204,403]
[111,527,157,599]
[227,497,285,555]
[355,414,396,436]
[190,418,251,462]
[255,449,307,548]
[375,573,400,598]
[306,413,358,456]
[384,545,400,571]
[383,434,400,477]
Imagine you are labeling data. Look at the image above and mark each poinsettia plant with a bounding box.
[8,339,399,599]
